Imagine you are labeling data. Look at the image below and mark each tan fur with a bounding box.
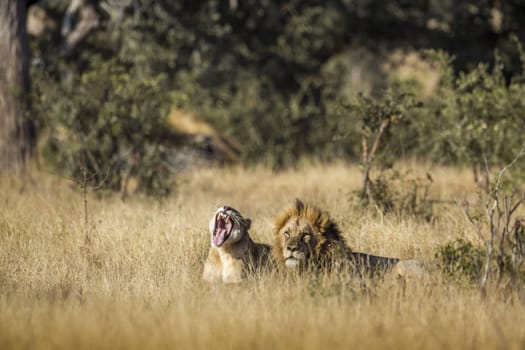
[271,199,347,269]
[203,207,270,283]
[272,199,422,278]
[391,259,425,278]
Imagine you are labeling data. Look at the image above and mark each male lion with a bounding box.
[272,199,422,278]
[202,206,271,283]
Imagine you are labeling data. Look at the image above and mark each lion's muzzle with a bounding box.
[283,247,306,268]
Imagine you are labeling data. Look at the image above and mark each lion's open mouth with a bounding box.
[212,212,233,247]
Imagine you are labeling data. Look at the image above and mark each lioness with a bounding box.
[272,199,422,278]
[202,206,271,283]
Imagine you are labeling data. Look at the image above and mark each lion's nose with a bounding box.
[286,244,299,252]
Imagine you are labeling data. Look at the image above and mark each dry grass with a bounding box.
[1,163,524,349]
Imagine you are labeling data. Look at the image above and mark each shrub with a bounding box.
[437,154,525,289]
[33,57,172,197]
[436,239,485,282]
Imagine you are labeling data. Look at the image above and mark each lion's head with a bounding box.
[209,206,251,248]
[271,199,345,269]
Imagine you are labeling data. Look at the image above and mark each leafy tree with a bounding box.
[415,47,525,189]
[27,0,525,194]
[33,57,172,196]
[339,90,420,204]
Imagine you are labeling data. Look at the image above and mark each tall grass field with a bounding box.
[1,163,524,349]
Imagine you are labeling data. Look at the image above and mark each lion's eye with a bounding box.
[284,231,290,238]
[303,234,311,243]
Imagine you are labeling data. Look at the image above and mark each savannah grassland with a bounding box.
[1,163,524,350]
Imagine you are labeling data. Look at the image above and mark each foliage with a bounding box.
[360,169,435,220]
[437,232,525,287]
[405,48,525,186]
[32,57,172,196]
[436,238,485,282]
[338,89,422,211]
[27,1,525,195]
[437,155,525,289]
[444,56,525,171]
[338,88,421,166]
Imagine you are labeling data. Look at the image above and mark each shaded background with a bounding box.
[3,0,525,196]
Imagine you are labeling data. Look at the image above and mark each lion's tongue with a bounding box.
[213,218,232,247]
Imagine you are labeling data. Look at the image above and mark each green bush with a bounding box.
[33,57,172,197]
[27,2,525,194]
[404,49,525,183]
[436,239,485,282]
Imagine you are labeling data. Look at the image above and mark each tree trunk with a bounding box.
[0,0,33,172]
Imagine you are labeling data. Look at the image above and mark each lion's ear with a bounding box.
[295,198,305,211]
[245,218,252,230]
